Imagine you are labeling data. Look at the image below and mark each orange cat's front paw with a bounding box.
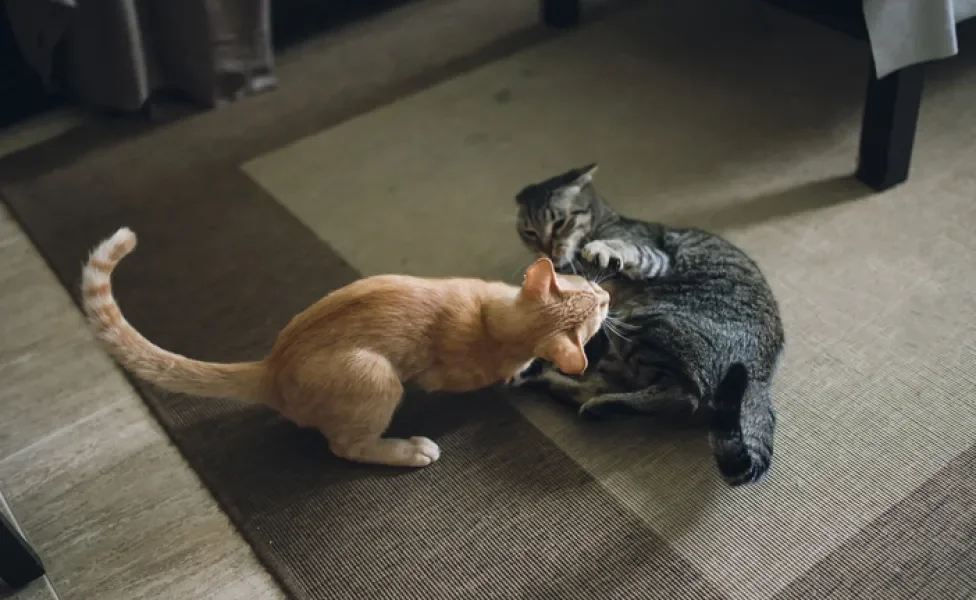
[330,436,441,468]
[407,436,441,466]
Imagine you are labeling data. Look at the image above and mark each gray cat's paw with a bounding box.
[509,358,546,387]
[581,240,636,273]
[578,393,642,420]
[578,398,613,421]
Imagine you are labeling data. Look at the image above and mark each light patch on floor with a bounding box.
[0,109,85,161]
[0,204,285,599]
[244,2,976,598]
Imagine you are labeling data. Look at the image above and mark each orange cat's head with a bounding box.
[517,257,609,376]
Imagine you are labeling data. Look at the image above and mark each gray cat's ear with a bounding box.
[556,164,598,203]
[515,184,535,205]
[573,163,599,186]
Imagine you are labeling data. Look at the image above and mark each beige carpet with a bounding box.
[245,2,976,598]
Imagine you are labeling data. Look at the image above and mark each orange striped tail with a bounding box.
[81,228,266,403]
[82,227,137,332]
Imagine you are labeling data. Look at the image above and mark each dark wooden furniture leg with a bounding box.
[0,511,45,590]
[856,63,925,191]
[541,0,581,28]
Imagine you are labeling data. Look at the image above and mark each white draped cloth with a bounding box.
[864,0,976,77]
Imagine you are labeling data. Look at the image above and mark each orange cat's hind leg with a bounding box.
[298,349,441,468]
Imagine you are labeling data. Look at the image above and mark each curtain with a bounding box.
[5,0,275,112]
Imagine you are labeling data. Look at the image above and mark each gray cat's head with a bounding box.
[515,164,603,270]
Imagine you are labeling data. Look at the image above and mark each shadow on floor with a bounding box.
[668,175,871,233]
[272,0,414,49]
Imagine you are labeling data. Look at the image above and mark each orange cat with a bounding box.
[82,228,608,467]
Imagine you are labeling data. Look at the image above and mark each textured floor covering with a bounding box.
[2,0,975,598]
[246,3,976,598]
[0,200,285,600]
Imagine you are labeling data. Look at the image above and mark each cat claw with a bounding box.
[581,240,628,273]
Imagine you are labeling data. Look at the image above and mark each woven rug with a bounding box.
[2,1,974,598]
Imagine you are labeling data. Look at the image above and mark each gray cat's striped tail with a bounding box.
[709,363,775,486]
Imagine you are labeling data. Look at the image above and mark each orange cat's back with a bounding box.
[265,274,498,379]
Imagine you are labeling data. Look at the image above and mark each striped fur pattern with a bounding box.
[513,165,785,486]
[82,228,266,403]
[82,228,609,469]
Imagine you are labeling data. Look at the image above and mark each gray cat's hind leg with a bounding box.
[578,381,698,420]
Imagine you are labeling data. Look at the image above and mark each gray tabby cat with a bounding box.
[512,164,785,486]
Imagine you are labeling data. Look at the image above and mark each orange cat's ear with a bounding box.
[540,332,587,375]
[522,257,559,300]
